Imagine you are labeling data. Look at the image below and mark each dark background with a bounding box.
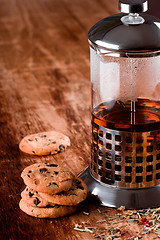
[147,0,160,18]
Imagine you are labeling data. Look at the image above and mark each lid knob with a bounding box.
[119,0,148,13]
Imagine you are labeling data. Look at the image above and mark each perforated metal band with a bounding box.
[91,121,160,189]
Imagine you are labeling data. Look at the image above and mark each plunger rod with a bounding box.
[131,100,136,125]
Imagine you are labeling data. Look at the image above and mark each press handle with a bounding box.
[119,0,148,13]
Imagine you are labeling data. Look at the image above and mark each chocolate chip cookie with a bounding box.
[19,131,70,155]
[39,177,88,205]
[21,163,74,195]
[21,186,55,207]
[19,199,78,218]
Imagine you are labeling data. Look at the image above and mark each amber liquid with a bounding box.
[92,99,160,132]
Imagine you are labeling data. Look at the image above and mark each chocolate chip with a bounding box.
[32,151,35,154]
[28,170,32,173]
[46,164,58,167]
[49,182,58,189]
[69,193,77,196]
[28,139,32,141]
[34,197,41,206]
[29,192,34,197]
[27,174,30,178]
[76,180,81,185]
[52,141,56,144]
[40,134,47,138]
[78,186,84,190]
[54,171,58,175]
[34,179,38,184]
[58,145,65,153]
[40,168,47,173]
[57,191,64,195]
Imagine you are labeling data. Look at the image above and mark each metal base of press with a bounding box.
[80,167,160,209]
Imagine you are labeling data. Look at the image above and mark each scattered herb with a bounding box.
[141,217,147,223]
[97,220,106,223]
[97,209,102,213]
[73,206,160,239]
[83,212,89,215]
[74,226,94,233]
[117,206,125,212]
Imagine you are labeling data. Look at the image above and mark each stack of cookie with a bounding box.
[19,163,88,218]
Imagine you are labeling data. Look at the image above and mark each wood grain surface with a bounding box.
[0,0,159,239]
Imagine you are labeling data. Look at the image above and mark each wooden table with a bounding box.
[0,1,160,239]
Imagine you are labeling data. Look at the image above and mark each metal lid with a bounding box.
[88,13,160,53]
[88,0,160,53]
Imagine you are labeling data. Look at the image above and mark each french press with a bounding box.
[81,0,160,209]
